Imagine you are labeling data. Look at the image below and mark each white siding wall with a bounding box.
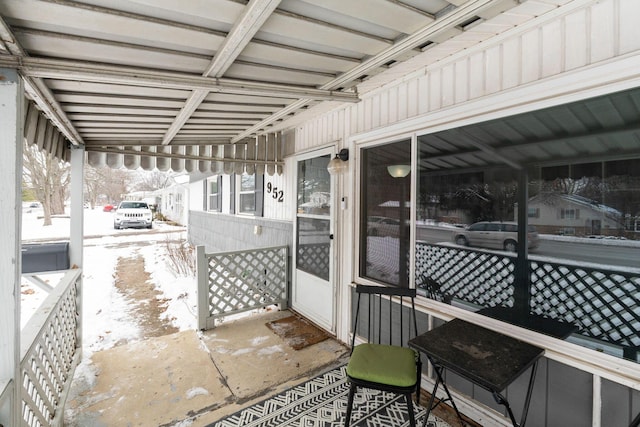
[263,159,294,221]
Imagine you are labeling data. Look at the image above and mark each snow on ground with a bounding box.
[21,205,195,356]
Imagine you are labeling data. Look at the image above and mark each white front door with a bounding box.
[292,150,335,332]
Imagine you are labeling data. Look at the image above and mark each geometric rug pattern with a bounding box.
[210,366,449,427]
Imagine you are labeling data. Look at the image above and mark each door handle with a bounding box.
[329,234,334,240]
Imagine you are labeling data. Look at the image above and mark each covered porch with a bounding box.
[3,1,640,426]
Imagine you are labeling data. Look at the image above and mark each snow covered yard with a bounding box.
[21,206,196,355]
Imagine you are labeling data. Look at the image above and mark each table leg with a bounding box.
[491,361,539,427]
[423,359,465,427]
[519,361,539,427]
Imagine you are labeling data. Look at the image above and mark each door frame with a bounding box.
[291,146,338,333]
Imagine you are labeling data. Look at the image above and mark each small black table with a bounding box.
[408,319,544,427]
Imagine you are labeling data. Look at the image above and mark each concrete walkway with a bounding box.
[64,309,351,426]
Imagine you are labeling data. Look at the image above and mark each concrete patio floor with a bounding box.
[64,309,352,426]
[64,308,475,427]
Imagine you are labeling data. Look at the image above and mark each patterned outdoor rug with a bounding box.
[210,366,449,427]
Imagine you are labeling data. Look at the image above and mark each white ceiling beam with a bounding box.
[0,55,358,103]
[162,0,282,145]
[237,0,502,141]
[206,0,281,79]
[322,0,500,90]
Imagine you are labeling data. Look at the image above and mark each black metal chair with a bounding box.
[344,285,422,427]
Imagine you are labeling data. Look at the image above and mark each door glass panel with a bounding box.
[296,154,331,281]
[297,156,331,215]
[296,217,330,280]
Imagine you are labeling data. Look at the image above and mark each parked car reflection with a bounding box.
[452,221,539,252]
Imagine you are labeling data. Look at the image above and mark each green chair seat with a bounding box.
[347,343,417,388]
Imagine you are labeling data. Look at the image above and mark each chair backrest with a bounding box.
[350,285,418,350]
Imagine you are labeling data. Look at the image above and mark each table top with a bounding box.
[409,318,544,392]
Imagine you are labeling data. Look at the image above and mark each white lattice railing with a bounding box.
[197,245,288,330]
[20,269,82,427]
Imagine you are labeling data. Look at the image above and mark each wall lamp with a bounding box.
[327,148,349,175]
[387,164,411,178]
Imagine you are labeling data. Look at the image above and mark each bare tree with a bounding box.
[23,141,70,226]
[95,166,131,204]
[131,169,176,191]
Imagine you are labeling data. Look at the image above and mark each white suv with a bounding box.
[113,201,153,230]
[452,221,539,252]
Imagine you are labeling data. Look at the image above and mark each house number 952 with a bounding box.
[266,182,284,202]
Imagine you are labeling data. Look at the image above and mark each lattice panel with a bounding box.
[415,242,515,307]
[21,276,79,427]
[206,246,288,322]
[531,261,640,349]
[296,243,329,281]
[416,242,640,354]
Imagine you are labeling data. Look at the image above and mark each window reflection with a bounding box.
[360,140,411,287]
[297,156,330,216]
[414,141,640,362]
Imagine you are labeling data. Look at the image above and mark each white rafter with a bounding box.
[0,56,358,102]
[162,0,282,145]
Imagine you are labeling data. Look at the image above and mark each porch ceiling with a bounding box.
[2,0,634,173]
[0,0,558,171]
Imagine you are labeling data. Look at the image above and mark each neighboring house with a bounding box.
[528,194,623,236]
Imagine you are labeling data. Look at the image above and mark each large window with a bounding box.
[359,139,411,287]
[359,130,640,362]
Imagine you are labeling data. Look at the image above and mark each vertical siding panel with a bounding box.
[363,97,373,132]
[541,20,563,78]
[407,79,418,118]
[546,360,593,426]
[397,83,408,121]
[328,113,335,141]
[388,87,398,124]
[324,114,330,144]
[485,45,502,95]
[417,75,429,114]
[454,59,469,104]
[429,69,442,111]
[502,38,521,90]
[521,31,540,84]
[373,91,391,127]
[469,52,485,100]
[619,0,640,53]
[371,93,381,129]
[590,0,616,62]
[349,105,357,135]
[564,9,588,71]
[371,95,378,132]
[356,101,365,133]
[441,63,455,107]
